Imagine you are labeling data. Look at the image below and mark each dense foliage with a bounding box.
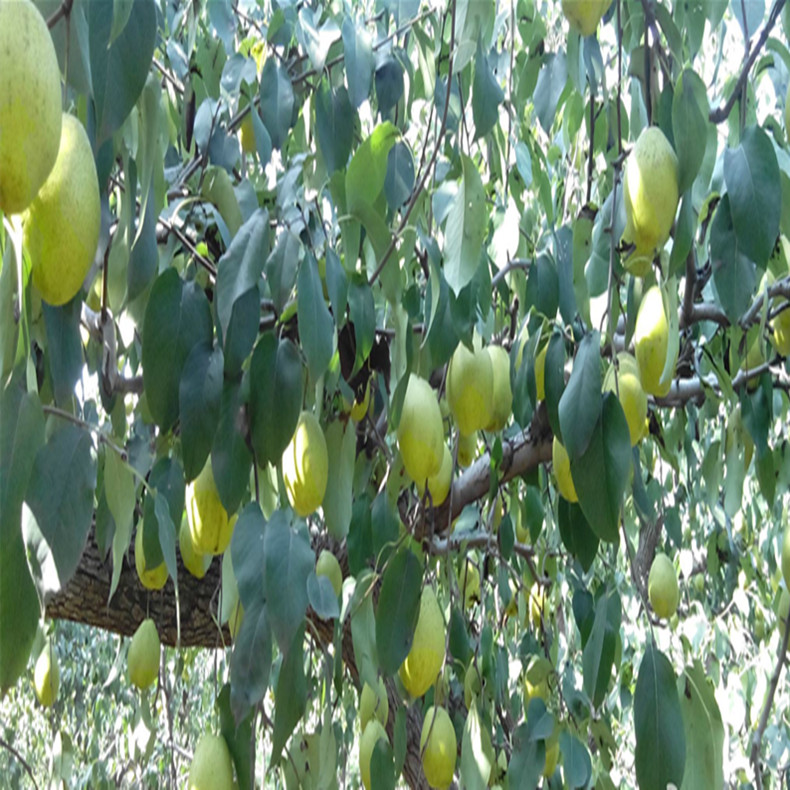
[3,0,790,787]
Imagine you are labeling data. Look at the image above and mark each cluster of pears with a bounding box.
[621,126,680,277]
[397,339,513,505]
[0,0,100,306]
[551,284,675,503]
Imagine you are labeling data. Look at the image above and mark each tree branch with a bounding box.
[0,735,39,790]
[708,0,788,124]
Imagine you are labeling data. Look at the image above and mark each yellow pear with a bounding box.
[457,431,477,468]
[128,618,160,690]
[359,720,388,790]
[24,113,100,305]
[446,342,493,436]
[485,345,513,432]
[399,586,445,697]
[188,733,234,790]
[282,410,329,517]
[648,552,679,619]
[621,126,679,276]
[561,0,613,36]
[603,353,648,446]
[552,437,578,503]
[33,642,59,708]
[135,525,168,590]
[634,285,674,397]
[534,343,548,402]
[316,549,343,597]
[459,561,480,609]
[420,706,457,790]
[417,443,453,507]
[771,303,790,357]
[186,458,235,555]
[240,115,256,155]
[0,0,62,214]
[349,380,372,422]
[179,517,211,579]
[544,735,560,778]
[397,375,444,485]
[359,677,389,732]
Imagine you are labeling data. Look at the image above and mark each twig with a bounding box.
[492,259,532,289]
[368,1,456,287]
[46,0,73,28]
[42,405,128,461]
[709,0,787,123]
[0,735,39,790]
[750,609,790,788]
[156,218,217,279]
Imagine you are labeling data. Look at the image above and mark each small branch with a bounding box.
[709,0,787,124]
[42,405,128,461]
[0,735,39,790]
[157,218,217,279]
[368,1,456,287]
[492,259,531,289]
[750,610,790,788]
[653,360,774,407]
[46,0,73,28]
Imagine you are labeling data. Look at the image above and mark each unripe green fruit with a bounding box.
[316,549,343,597]
[648,552,679,619]
[282,411,329,517]
[485,345,513,432]
[0,0,62,214]
[33,642,59,707]
[399,586,445,698]
[397,375,444,485]
[179,517,211,579]
[460,562,480,610]
[635,286,674,397]
[420,706,457,789]
[359,720,388,790]
[359,677,389,732]
[188,733,234,790]
[447,342,493,436]
[603,353,648,446]
[457,431,477,468]
[552,437,577,503]
[128,618,160,690]
[24,114,100,306]
[463,663,482,708]
[417,443,453,506]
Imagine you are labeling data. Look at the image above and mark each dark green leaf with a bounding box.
[211,379,252,515]
[375,56,404,117]
[307,572,340,620]
[472,41,504,139]
[534,53,567,132]
[342,16,373,108]
[230,503,267,610]
[127,192,158,301]
[558,331,601,460]
[230,599,272,723]
[558,499,599,571]
[315,82,354,174]
[560,732,592,788]
[217,684,254,790]
[22,425,97,598]
[259,59,294,149]
[525,254,559,320]
[582,590,621,707]
[544,331,566,441]
[672,70,708,194]
[43,298,83,406]
[634,645,686,790]
[142,457,185,568]
[142,270,213,431]
[375,549,423,675]
[297,254,335,382]
[179,343,223,481]
[248,334,303,468]
[384,140,415,209]
[271,625,307,764]
[349,280,375,368]
[723,125,781,266]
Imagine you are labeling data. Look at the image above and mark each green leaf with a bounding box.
[265,230,300,314]
[297,254,335,382]
[444,154,487,295]
[582,590,621,707]
[142,270,213,431]
[472,40,504,139]
[559,732,592,788]
[248,334,303,468]
[710,194,756,324]
[634,645,686,790]
[323,419,356,540]
[350,573,379,689]
[264,511,313,653]
[384,141,415,209]
[672,70,708,194]
[348,280,375,369]
[325,248,348,322]
[375,56,404,116]
[723,125,781,266]
[179,343,223,481]
[307,572,340,620]
[525,254,559,320]
[22,425,97,599]
[346,122,399,215]
[88,0,156,145]
[570,393,631,544]
[42,298,83,406]
[0,383,44,693]
[271,625,307,765]
[230,599,272,723]
[259,59,294,149]
[558,331,601,460]
[342,16,373,108]
[105,448,136,600]
[211,379,252,515]
[217,684,254,790]
[153,491,178,585]
[347,495,373,574]
[678,661,724,790]
[534,52,567,132]
[544,331,566,442]
[374,549,423,675]
[216,209,269,375]
[128,190,158,301]
[558,499,599,571]
[508,721,543,790]
[230,503,266,610]
[461,700,494,790]
[141,457,185,570]
[370,738,396,790]
[315,82,354,174]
